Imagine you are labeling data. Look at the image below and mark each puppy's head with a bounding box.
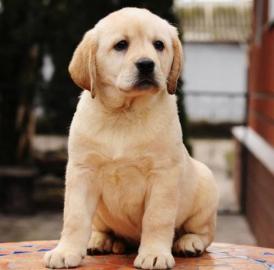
[69,8,183,98]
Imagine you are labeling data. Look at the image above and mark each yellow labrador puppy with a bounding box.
[44,7,218,270]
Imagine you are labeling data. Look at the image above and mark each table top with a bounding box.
[0,241,274,269]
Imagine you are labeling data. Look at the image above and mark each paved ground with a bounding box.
[0,139,256,246]
[216,215,255,245]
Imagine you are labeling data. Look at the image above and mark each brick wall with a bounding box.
[240,0,274,247]
[248,0,274,147]
[233,129,274,247]
[246,152,274,247]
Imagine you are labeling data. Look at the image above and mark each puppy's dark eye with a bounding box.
[153,40,165,51]
[114,40,129,51]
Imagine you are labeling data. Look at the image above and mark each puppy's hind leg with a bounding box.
[173,212,216,257]
[87,217,127,255]
[174,160,219,257]
[87,230,127,255]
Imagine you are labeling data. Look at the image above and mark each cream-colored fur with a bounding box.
[44,8,219,270]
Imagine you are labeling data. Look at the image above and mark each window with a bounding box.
[269,0,274,24]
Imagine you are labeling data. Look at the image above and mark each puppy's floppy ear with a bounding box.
[167,29,183,95]
[68,30,97,98]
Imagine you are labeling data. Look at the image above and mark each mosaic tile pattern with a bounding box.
[0,241,274,269]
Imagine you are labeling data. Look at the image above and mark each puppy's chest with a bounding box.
[95,156,153,231]
[100,156,151,204]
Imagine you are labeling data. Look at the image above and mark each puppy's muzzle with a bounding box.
[134,58,158,89]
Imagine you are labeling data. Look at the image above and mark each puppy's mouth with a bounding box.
[119,76,159,96]
[134,78,158,90]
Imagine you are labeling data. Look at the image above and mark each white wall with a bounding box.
[183,43,248,123]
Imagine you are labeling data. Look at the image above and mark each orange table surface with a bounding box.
[0,240,274,269]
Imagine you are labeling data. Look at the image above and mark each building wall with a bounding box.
[235,0,274,247]
[246,152,274,247]
[248,29,274,146]
[184,43,247,123]
[248,0,274,146]
[234,134,274,247]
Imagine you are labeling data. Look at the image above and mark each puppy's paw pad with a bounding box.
[44,246,84,269]
[173,234,205,257]
[134,253,175,269]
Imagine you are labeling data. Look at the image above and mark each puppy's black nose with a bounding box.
[135,58,155,74]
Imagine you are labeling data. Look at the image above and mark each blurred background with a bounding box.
[0,0,273,248]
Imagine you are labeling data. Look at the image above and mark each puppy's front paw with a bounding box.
[44,244,85,269]
[134,252,175,269]
[173,233,205,257]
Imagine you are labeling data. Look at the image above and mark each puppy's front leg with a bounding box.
[44,163,100,269]
[134,168,179,270]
